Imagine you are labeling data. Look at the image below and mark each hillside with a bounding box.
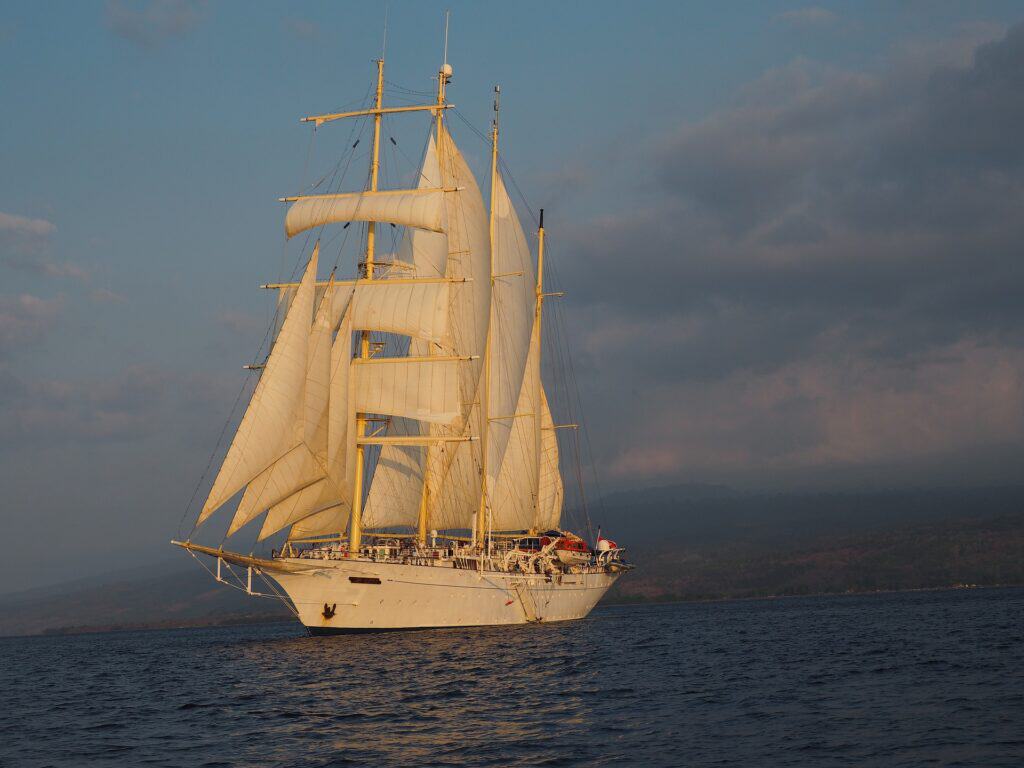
[2,485,1022,636]
[608,509,1024,603]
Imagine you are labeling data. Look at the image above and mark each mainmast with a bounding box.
[530,209,546,534]
[348,57,386,553]
[476,84,500,548]
[416,54,452,547]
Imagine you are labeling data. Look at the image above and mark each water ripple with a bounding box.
[2,588,1023,766]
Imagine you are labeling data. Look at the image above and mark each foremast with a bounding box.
[348,57,386,554]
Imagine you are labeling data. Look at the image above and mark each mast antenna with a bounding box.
[381,3,389,59]
[442,9,450,68]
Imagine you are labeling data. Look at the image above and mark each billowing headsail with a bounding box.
[255,305,357,541]
[229,444,324,536]
[258,478,330,540]
[285,189,445,239]
[289,501,348,540]
[197,249,319,525]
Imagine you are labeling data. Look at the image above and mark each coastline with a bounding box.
[9,582,1019,639]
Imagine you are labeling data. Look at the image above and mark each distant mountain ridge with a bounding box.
[2,484,1022,636]
[588,484,1024,548]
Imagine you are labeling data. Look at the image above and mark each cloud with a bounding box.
[217,309,264,336]
[0,211,54,238]
[284,18,319,42]
[775,7,840,29]
[0,365,162,444]
[0,294,63,356]
[551,22,1024,486]
[605,338,1024,480]
[89,287,128,305]
[1,210,90,282]
[106,0,204,50]
[0,364,237,448]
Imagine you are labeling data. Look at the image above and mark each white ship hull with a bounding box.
[267,557,620,633]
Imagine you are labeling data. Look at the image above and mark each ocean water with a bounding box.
[2,588,1022,767]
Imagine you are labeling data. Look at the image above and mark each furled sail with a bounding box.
[349,280,450,344]
[484,170,536,501]
[197,250,319,525]
[285,188,445,239]
[352,357,462,425]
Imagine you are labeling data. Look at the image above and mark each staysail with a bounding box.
[197,249,319,525]
[483,169,536,509]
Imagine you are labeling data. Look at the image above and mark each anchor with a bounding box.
[322,603,337,619]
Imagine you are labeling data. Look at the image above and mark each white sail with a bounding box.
[421,127,492,529]
[285,189,445,239]
[484,170,536,501]
[198,250,318,525]
[349,280,450,344]
[537,387,563,530]
[352,357,462,425]
[226,283,354,536]
[489,321,541,532]
[361,435,424,529]
[362,135,446,529]
[228,444,324,535]
[327,305,354,491]
[289,502,348,539]
[261,300,358,540]
[258,478,329,540]
[272,285,297,345]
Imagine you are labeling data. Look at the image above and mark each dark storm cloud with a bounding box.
[550,23,1024,482]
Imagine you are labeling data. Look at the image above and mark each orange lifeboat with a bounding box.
[554,536,591,565]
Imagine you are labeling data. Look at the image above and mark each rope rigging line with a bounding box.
[181,92,375,542]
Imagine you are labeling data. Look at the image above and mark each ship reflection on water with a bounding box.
[232,619,603,765]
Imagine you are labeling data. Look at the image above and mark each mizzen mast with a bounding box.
[530,209,546,534]
[476,84,501,548]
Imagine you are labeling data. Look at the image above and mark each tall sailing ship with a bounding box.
[173,49,630,633]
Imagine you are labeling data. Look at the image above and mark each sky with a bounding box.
[2,1,1024,591]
